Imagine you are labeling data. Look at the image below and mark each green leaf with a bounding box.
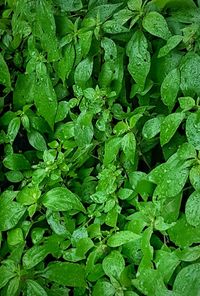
[7,228,24,246]
[160,112,185,146]
[104,137,121,166]
[23,245,48,270]
[158,35,182,58]
[54,0,83,11]
[42,262,86,287]
[107,231,140,247]
[74,111,94,147]
[93,280,115,296]
[17,186,41,206]
[7,117,20,143]
[178,97,195,111]
[173,263,200,296]
[34,63,57,129]
[161,68,180,109]
[74,57,93,87]
[186,112,200,150]
[3,154,31,171]
[13,73,35,109]
[0,193,26,231]
[142,11,171,40]
[168,215,200,247]
[121,132,136,165]
[86,3,122,23]
[5,171,24,183]
[185,191,200,227]
[127,30,151,90]
[128,0,142,11]
[0,266,15,290]
[27,130,47,151]
[180,52,200,97]
[56,43,75,82]
[26,280,48,296]
[42,187,85,212]
[102,251,125,279]
[189,165,200,191]
[6,277,20,296]
[142,117,162,139]
[0,53,11,89]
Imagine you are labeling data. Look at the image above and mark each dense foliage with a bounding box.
[1,0,200,295]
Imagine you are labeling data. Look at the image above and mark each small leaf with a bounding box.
[56,43,75,82]
[17,186,41,206]
[178,96,195,111]
[127,30,150,90]
[160,112,185,146]
[107,231,140,247]
[42,187,85,212]
[158,35,182,58]
[7,228,24,246]
[7,117,20,143]
[186,112,200,150]
[23,245,48,270]
[128,0,142,11]
[121,132,136,165]
[0,266,15,289]
[142,117,162,139]
[185,191,200,227]
[6,277,20,296]
[173,263,200,296]
[0,53,11,89]
[74,57,93,87]
[190,165,200,191]
[3,154,31,171]
[34,63,57,129]
[5,171,24,183]
[161,68,180,109]
[93,280,115,296]
[142,11,171,40]
[27,130,47,151]
[104,137,121,166]
[42,262,86,287]
[102,251,125,279]
[26,279,48,296]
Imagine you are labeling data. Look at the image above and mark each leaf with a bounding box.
[34,63,58,129]
[74,57,93,87]
[6,277,20,296]
[3,154,31,171]
[161,68,180,109]
[0,53,11,89]
[178,96,195,111]
[104,137,121,166]
[17,186,41,206]
[86,3,122,23]
[102,251,125,279]
[54,0,83,11]
[56,43,75,82]
[168,215,200,247]
[74,111,94,147]
[93,280,115,296]
[23,245,48,270]
[128,0,142,11]
[121,132,136,165]
[0,266,15,290]
[27,130,47,151]
[107,231,140,247]
[185,191,200,227]
[186,112,200,150]
[173,263,200,296]
[42,187,85,212]
[142,117,162,139]
[142,11,171,40]
[127,31,150,90]
[7,117,20,143]
[158,35,183,58]
[42,262,86,287]
[0,193,26,231]
[160,112,185,146]
[26,280,48,296]
[13,74,35,109]
[180,52,200,97]
[189,165,200,191]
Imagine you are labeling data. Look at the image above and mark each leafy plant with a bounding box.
[0,0,200,295]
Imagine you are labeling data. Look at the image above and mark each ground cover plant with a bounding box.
[1,0,200,295]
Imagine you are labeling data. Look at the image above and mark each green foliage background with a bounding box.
[1,0,200,295]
